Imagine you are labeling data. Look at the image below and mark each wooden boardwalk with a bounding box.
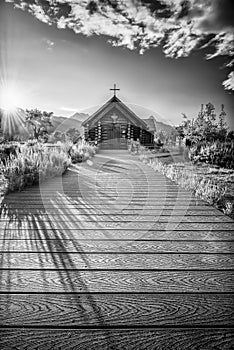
[0,150,234,349]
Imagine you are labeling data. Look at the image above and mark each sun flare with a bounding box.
[0,81,29,135]
[0,84,24,112]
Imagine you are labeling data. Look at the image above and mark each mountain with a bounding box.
[52,113,175,136]
[51,113,88,134]
[0,109,86,138]
[1,108,174,139]
[69,112,89,123]
[142,115,176,135]
[155,120,176,135]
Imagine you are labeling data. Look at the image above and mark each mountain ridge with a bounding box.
[0,108,175,138]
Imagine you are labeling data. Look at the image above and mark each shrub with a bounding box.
[0,174,8,200]
[139,146,234,219]
[0,144,71,192]
[0,139,98,193]
[0,143,19,163]
[189,140,234,169]
[148,157,228,205]
[128,140,140,154]
[69,140,97,163]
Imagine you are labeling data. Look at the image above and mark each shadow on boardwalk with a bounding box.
[0,156,136,348]
[1,151,234,349]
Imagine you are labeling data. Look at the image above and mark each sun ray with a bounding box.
[0,81,30,137]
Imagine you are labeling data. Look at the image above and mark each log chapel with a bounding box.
[82,85,156,149]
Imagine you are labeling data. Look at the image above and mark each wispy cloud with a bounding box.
[43,38,55,51]
[5,0,234,90]
[60,106,79,113]
[223,71,234,91]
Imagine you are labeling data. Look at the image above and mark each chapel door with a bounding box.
[101,123,127,149]
[111,124,121,148]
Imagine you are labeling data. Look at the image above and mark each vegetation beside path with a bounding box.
[0,140,97,195]
[136,146,234,219]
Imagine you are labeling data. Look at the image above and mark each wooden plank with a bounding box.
[0,204,213,209]
[4,193,196,197]
[1,221,234,231]
[2,199,206,205]
[0,271,233,292]
[1,294,233,326]
[20,188,193,193]
[0,329,233,349]
[1,150,233,350]
[1,215,232,223]
[1,229,234,241]
[1,239,233,253]
[1,252,234,270]
[5,187,192,192]
[0,209,225,216]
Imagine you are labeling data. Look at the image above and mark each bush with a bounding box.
[0,143,19,163]
[128,140,140,154]
[0,144,71,192]
[69,140,97,163]
[189,140,234,169]
[138,146,234,219]
[0,139,98,193]
[0,174,8,199]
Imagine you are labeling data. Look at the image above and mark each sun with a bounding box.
[0,85,24,112]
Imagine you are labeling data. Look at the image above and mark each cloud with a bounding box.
[223,71,234,91]
[60,106,79,112]
[195,0,234,33]
[5,0,234,90]
[43,38,55,51]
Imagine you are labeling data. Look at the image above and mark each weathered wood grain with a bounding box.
[1,214,232,223]
[14,192,194,197]
[1,220,233,230]
[0,204,214,210]
[1,229,234,241]
[1,150,234,349]
[1,239,233,253]
[4,197,198,204]
[1,252,234,270]
[1,294,233,326]
[0,208,225,216]
[0,329,233,350]
[0,271,233,292]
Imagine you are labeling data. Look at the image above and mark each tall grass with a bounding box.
[0,140,98,193]
[69,140,97,163]
[139,148,234,219]
[0,144,71,192]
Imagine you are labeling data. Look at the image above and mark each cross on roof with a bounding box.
[110,83,120,97]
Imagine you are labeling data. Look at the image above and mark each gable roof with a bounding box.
[142,116,157,132]
[82,96,148,129]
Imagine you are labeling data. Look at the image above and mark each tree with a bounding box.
[216,104,228,141]
[25,109,53,141]
[179,103,229,144]
[175,125,184,146]
[177,103,229,145]
[49,131,66,143]
[227,130,234,140]
[65,127,80,143]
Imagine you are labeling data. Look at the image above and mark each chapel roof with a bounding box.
[82,95,149,130]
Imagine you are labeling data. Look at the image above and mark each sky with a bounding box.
[0,0,233,128]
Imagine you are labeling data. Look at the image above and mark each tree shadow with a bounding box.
[0,150,191,346]
[0,155,138,347]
